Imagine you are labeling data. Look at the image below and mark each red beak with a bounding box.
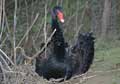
[57,10,64,23]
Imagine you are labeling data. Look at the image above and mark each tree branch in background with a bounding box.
[43,4,47,58]
[13,0,17,65]
[0,62,7,84]
[73,1,88,42]
[24,0,29,45]
[15,29,56,61]
[0,0,2,27]
[0,0,5,41]
[0,49,14,68]
[101,0,112,38]
[17,13,39,47]
[30,29,56,59]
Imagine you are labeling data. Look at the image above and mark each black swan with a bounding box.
[35,6,95,81]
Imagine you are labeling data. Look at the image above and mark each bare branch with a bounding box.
[0,0,5,41]
[17,13,39,47]
[0,0,2,27]
[43,4,47,58]
[15,29,56,61]
[0,49,14,66]
[13,0,17,64]
[0,61,7,84]
[31,29,56,59]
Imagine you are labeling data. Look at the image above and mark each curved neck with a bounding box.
[51,19,59,30]
[51,18,66,60]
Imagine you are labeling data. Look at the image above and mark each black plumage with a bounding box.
[35,6,95,82]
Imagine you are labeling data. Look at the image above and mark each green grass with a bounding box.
[92,39,120,71]
[93,47,120,71]
[86,39,120,84]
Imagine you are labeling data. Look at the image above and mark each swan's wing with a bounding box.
[70,32,95,75]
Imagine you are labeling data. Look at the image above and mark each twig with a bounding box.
[0,55,12,71]
[24,0,29,44]
[49,73,96,83]
[15,29,56,60]
[0,49,14,66]
[43,4,47,58]
[32,37,38,52]
[64,1,88,39]
[90,68,120,74]
[0,0,2,27]
[25,0,29,29]
[72,72,88,80]
[75,0,79,30]
[79,75,96,84]
[65,2,86,26]
[15,47,31,59]
[0,35,7,47]
[34,18,44,42]
[0,0,5,41]
[4,13,10,34]
[73,24,84,42]
[56,0,58,5]
[31,0,35,23]
[17,13,39,47]
[13,0,17,65]
[48,68,120,83]
[60,0,63,6]
[72,1,88,45]
[50,73,88,82]
[30,29,56,59]
[80,1,88,24]
[3,68,26,76]
[0,61,7,84]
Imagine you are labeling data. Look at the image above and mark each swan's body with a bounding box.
[35,6,95,82]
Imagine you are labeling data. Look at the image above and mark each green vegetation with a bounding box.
[94,39,120,70]
[83,39,120,84]
[0,0,120,84]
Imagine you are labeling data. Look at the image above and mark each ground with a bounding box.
[0,42,120,84]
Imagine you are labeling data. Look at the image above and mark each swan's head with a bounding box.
[51,6,64,23]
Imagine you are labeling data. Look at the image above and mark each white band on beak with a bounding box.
[61,19,64,23]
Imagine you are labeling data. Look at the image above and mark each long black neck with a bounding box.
[51,19,66,60]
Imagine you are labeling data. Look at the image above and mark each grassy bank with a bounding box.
[86,39,120,84]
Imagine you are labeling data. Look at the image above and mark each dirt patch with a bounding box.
[0,65,48,84]
[0,65,120,84]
